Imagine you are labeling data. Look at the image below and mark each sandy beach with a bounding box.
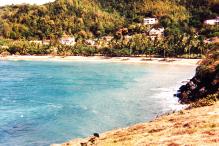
[0,55,200,66]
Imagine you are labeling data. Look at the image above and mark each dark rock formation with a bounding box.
[177,48,219,104]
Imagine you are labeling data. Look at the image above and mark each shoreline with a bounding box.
[0,55,200,66]
[52,102,219,146]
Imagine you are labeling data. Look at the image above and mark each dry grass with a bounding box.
[52,102,219,146]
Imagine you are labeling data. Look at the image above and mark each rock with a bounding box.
[93,133,99,138]
[80,142,87,146]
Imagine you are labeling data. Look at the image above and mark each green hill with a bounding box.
[98,0,189,23]
[0,0,218,40]
[0,0,124,40]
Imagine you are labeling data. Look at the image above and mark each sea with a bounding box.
[0,61,196,146]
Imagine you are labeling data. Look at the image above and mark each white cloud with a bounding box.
[0,0,55,6]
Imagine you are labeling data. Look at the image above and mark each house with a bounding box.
[42,40,50,45]
[102,36,113,42]
[143,18,158,25]
[149,27,164,36]
[204,17,219,25]
[148,27,164,40]
[0,45,9,49]
[29,40,50,45]
[59,35,76,46]
[124,35,132,40]
[204,37,219,44]
[85,39,95,46]
[29,40,42,44]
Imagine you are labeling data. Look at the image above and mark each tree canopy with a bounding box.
[1,0,218,39]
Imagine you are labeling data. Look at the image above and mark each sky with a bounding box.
[0,0,55,6]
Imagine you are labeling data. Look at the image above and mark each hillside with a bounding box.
[98,0,189,22]
[52,102,219,146]
[1,0,218,40]
[0,0,124,40]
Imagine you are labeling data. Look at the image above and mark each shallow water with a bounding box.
[0,61,196,146]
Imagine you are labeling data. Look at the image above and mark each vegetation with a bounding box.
[0,0,219,57]
[1,0,219,39]
[0,0,124,40]
[98,0,189,23]
[178,47,219,105]
[0,35,214,58]
[189,93,218,108]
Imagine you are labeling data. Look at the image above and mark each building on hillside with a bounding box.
[149,27,164,37]
[85,39,96,46]
[143,18,158,25]
[124,35,132,40]
[148,27,164,40]
[29,40,42,44]
[42,40,50,45]
[204,37,219,44]
[0,45,9,49]
[29,40,50,45]
[204,17,219,25]
[102,36,114,42]
[59,35,76,46]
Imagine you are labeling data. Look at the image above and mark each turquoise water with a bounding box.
[0,61,196,146]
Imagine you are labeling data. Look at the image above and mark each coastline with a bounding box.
[0,55,200,66]
[52,102,219,146]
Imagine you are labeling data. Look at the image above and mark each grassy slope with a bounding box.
[52,102,219,146]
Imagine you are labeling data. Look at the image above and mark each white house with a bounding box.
[149,27,164,36]
[143,18,158,25]
[124,35,132,40]
[204,17,219,25]
[148,27,164,40]
[29,40,50,45]
[204,37,219,44]
[85,39,95,46]
[59,35,76,46]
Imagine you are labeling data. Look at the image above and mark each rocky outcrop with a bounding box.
[177,48,219,104]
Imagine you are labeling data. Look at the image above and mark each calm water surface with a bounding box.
[0,61,196,146]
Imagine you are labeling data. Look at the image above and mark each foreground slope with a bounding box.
[52,102,219,146]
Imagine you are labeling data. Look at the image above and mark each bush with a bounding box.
[7,46,23,55]
[196,65,212,79]
[0,46,8,54]
[80,46,97,56]
[189,93,218,108]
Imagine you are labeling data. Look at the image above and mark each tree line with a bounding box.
[0,31,216,58]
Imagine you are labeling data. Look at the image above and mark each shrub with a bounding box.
[189,93,218,108]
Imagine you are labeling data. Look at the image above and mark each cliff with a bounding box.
[177,47,219,106]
